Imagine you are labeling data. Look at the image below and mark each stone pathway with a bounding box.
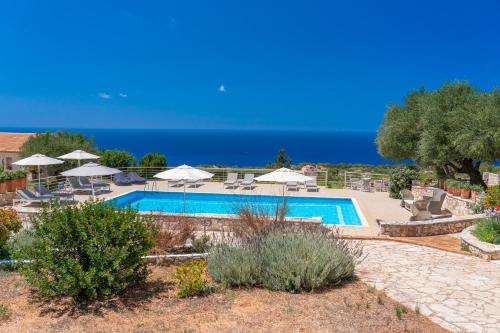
[356,240,500,333]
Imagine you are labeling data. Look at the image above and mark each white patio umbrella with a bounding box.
[13,154,64,191]
[255,168,313,183]
[154,164,214,211]
[58,150,100,166]
[61,162,121,197]
[255,167,313,198]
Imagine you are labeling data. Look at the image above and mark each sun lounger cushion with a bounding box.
[127,172,146,184]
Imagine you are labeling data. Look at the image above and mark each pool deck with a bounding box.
[72,181,410,236]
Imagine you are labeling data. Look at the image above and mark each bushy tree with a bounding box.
[267,148,292,168]
[20,132,99,174]
[377,82,500,187]
[100,149,136,168]
[139,153,167,167]
[15,201,156,301]
[388,166,418,199]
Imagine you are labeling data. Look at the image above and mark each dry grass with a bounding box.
[0,266,448,333]
[151,216,196,254]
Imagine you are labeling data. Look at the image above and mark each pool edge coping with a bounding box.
[105,189,369,227]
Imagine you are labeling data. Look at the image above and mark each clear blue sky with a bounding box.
[1,0,499,131]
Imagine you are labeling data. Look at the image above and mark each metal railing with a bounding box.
[29,166,329,191]
[343,171,390,192]
[120,166,328,186]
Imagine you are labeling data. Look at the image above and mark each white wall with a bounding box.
[0,152,22,170]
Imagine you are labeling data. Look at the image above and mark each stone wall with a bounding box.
[0,192,17,207]
[411,186,472,216]
[145,212,322,232]
[461,226,500,260]
[378,215,480,237]
[411,186,434,198]
[16,209,323,232]
[443,195,472,216]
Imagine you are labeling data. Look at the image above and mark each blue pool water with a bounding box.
[108,191,363,225]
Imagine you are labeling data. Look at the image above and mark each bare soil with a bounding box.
[0,266,448,333]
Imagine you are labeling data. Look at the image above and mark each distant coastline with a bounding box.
[0,127,392,167]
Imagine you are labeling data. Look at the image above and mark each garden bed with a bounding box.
[377,214,481,237]
[460,225,500,260]
[0,265,448,333]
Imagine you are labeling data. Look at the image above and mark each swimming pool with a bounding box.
[108,191,365,226]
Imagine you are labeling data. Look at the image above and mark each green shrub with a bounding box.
[0,209,22,248]
[175,260,208,297]
[259,231,356,292]
[208,245,260,287]
[191,234,211,253]
[469,184,484,193]
[472,217,500,244]
[6,228,36,255]
[14,201,155,301]
[208,223,361,292]
[100,149,136,168]
[388,167,418,199]
[139,153,167,168]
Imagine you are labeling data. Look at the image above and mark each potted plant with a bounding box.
[459,183,471,199]
[418,173,431,187]
[5,172,15,192]
[445,179,456,195]
[13,170,27,190]
[0,172,7,194]
[469,185,483,203]
[454,182,463,196]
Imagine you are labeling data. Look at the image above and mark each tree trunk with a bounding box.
[449,159,487,189]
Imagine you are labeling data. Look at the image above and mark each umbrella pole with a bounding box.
[38,165,41,193]
[282,183,286,207]
[91,176,95,198]
[183,183,186,213]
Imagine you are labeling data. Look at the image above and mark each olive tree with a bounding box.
[20,132,99,174]
[377,82,500,188]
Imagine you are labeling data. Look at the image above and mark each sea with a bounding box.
[0,128,393,167]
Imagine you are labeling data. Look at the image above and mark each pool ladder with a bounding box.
[144,180,158,191]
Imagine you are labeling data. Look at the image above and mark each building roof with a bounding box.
[0,132,34,153]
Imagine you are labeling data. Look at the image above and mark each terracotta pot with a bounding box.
[438,180,443,189]
[13,178,21,190]
[0,181,7,194]
[452,187,459,196]
[443,183,447,191]
[6,179,15,192]
[20,177,27,189]
[471,191,477,202]
[460,188,470,199]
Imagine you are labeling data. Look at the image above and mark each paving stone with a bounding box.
[356,240,500,333]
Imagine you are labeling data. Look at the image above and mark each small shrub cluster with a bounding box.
[388,167,418,199]
[175,260,209,297]
[0,208,22,248]
[191,234,211,253]
[0,169,27,182]
[0,304,10,321]
[208,222,361,292]
[15,201,156,301]
[472,216,500,244]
